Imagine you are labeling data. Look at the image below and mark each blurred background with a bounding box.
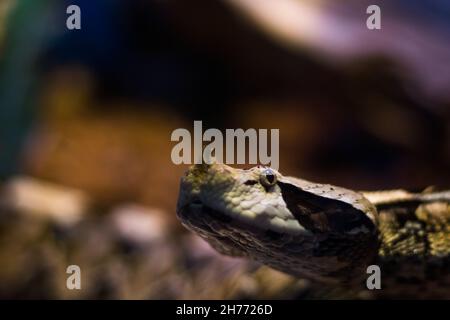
[0,0,449,299]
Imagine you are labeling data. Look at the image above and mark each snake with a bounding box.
[176,162,450,298]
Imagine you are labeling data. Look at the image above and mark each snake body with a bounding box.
[176,163,450,298]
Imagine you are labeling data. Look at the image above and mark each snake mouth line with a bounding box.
[177,200,268,235]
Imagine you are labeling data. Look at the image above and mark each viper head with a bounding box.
[177,163,379,283]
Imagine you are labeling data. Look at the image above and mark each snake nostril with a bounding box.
[265,230,283,240]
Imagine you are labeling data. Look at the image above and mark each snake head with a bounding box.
[177,163,379,283]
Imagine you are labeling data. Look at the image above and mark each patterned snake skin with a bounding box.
[176,163,450,298]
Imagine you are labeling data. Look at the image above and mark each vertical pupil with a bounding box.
[266,174,274,184]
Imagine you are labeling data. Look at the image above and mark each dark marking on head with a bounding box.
[278,182,375,234]
[244,180,258,186]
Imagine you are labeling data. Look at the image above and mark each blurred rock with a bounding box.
[110,204,170,246]
[0,176,89,226]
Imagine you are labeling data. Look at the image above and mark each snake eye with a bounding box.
[260,168,277,187]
